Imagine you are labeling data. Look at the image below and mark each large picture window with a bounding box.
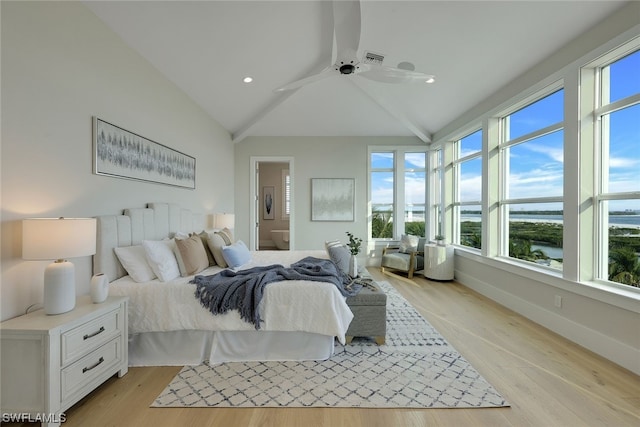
[454,130,482,249]
[499,88,565,269]
[370,149,426,239]
[593,48,640,288]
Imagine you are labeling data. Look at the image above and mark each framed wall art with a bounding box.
[263,186,275,220]
[93,117,196,189]
[311,178,355,221]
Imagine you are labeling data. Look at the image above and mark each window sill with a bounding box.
[454,246,640,313]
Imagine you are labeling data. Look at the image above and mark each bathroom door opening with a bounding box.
[250,157,293,251]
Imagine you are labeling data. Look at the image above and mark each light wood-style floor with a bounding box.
[12,268,640,426]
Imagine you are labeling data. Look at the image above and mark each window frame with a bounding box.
[496,84,565,270]
[368,146,429,240]
[452,129,483,249]
[587,43,640,289]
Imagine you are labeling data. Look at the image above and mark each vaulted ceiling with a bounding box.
[85,1,626,143]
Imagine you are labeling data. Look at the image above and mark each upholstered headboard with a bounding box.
[94,202,205,282]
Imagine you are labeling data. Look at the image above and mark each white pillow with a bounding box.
[142,240,180,282]
[113,245,156,283]
[400,234,419,253]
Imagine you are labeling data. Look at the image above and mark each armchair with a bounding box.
[380,237,426,279]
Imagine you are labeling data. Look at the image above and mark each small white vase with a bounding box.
[90,273,109,304]
[349,255,358,278]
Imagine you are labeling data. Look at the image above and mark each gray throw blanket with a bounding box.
[191,257,362,329]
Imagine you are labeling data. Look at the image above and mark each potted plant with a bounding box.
[345,232,362,277]
[434,234,446,246]
[346,231,362,255]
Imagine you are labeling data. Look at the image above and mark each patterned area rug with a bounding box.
[152,282,509,408]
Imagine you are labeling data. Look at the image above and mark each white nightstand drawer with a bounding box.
[61,338,121,402]
[1,296,128,425]
[61,308,119,365]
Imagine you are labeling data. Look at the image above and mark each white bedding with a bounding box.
[108,250,354,344]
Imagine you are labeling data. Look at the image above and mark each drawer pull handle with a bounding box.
[83,326,105,340]
[82,357,104,373]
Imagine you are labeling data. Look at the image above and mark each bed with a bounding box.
[94,202,354,366]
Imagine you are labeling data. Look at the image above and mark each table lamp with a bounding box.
[22,217,97,315]
[214,213,235,230]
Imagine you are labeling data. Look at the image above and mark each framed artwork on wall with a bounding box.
[263,186,275,220]
[93,117,196,189]
[311,178,355,221]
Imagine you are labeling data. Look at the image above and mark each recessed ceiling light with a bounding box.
[243,76,253,83]
[425,77,435,84]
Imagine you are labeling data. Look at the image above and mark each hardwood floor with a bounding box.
[11,268,639,426]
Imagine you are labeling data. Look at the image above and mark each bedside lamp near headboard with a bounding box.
[22,217,96,315]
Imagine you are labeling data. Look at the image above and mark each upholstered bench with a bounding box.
[345,281,387,345]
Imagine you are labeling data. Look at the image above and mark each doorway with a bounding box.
[250,156,294,251]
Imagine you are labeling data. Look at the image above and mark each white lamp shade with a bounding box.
[214,213,235,229]
[22,217,97,315]
[23,218,97,260]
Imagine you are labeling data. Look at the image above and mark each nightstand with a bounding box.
[1,296,128,427]
[424,244,455,281]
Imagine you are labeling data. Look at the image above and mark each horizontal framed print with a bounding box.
[93,117,196,189]
[311,178,355,221]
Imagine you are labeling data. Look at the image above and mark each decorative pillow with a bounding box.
[142,239,181,282]
[172,235,189,276]
[221,240,251,269]
[113,245,156,283]
[206,232,229,267]
[325,240,341,252]
[325,240,351,274]
[175,234,209,276]
[399,234,420,253]
[218,227,234,245]
[198,231,216,266]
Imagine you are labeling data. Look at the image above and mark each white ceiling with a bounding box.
[85,1,626,143]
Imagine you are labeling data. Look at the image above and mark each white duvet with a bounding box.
[108,250,354,344]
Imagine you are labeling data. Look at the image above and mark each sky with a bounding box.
[456,49,640,212]
[371,49,640,214]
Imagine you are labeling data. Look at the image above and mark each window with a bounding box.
[370,152,394,238]
[499,88,565,269]
[404,152,426,236]
[282,169,290,218]
[454,130,483,249]
[370,149,427,239]
[429,148,443,240]
[593,48,640,288]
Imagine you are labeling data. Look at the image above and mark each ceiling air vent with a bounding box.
[363,51,385,65]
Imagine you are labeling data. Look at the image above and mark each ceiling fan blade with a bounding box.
[333,0,361,62]
[274,67,336,92]
[358,65,435,84]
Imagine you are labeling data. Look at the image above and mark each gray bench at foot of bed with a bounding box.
[345,281,387,345]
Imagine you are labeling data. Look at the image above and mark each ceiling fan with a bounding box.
[275,0,435,92]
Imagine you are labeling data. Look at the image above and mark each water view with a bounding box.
[459,211,640,287]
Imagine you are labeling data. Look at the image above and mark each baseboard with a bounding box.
[456,270,640,376]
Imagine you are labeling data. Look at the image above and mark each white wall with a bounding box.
[1,2,234,320]
[234,136,424,257]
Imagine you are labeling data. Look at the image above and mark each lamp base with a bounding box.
[44,260,76,315]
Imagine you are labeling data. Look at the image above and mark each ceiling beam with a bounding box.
[232,89,300,143]
[349,79,432,143]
